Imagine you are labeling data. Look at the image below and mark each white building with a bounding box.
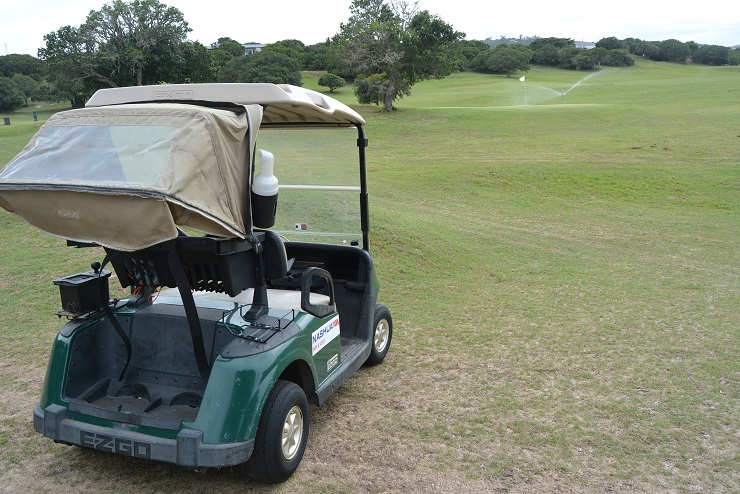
[242,43,266,55]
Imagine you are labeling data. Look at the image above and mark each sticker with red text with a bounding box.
[312,316,340,355]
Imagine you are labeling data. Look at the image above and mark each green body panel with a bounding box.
[188,309,343,444]
[39,316,101,409]
[38,303,344,445]
[370,266,380,299]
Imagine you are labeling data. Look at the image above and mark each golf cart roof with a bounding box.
[0,83,365,251]
[86,83,366,127]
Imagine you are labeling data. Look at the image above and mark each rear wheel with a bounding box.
[242,380,309,483]
[365,304,392,366]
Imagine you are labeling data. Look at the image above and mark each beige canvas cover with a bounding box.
[0,103,262,251]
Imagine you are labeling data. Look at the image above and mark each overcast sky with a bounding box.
[2,0,738,57]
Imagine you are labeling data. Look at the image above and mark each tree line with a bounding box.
[457,36,739,76]
[1,0,738,113]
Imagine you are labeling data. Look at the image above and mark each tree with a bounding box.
[530,37,574,51]
[529,38,575,68]
[589,47,609,69]
[0,54,45,80]
[330,0,464,111]
[86,0,191,85]
[10,74,40,102]
[635,41,659,59]
[470,50,491,73]
[263,39,317,70]
[318,73,346,92]
[353,74,384,105]
[217,50,302,85]
[455,40,490,70]
[557,46,581,68]
[604,49,634,67]
[39,25,103,107]
[208,47,235,73]
[353,72,410,106]
[39,0,191,98]
[485,44,532,77]
[303,42,330,71]
[691,45,730,65]
[34,81,66,102]
[265,39,306,56]
[596,37,624,50]
[622,37,642,54]
[657,39,690,62]
[213,37,245,57]
[571,52,594,70]
[729,48,740,66]
[0,77,26,112]
[531,43,560,66]
[177,41,218,83]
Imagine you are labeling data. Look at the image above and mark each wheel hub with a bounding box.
[282,405,304,460]
[374,318,389,353]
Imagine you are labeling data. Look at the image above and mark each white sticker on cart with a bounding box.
[312,316,340,355]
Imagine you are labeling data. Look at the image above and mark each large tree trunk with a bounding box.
[384,76,397,112]
[70,94,87,109]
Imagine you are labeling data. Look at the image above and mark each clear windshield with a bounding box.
[1,124,179,185]
[256,127,363,247]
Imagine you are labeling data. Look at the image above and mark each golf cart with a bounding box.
[0,83,392,483]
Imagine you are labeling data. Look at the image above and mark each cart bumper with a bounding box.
[34,404,253,468]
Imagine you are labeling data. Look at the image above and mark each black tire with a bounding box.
[365,303,392,366]
[242,380,309,483]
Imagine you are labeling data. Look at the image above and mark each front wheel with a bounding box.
[242,380,309,483]
[365,304,392,366]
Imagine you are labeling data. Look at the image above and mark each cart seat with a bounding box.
[156,287,330,313]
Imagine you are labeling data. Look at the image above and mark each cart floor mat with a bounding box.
[68,379,202,429]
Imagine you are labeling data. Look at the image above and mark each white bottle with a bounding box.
[251,149,279,228]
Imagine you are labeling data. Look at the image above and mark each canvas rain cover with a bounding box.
[0,103,262,251]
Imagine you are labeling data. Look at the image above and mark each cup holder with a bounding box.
[170,391,202,408]
[116,383,151,402]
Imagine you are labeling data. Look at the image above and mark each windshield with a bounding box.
[1,125,179,185]
[255,127,363,247]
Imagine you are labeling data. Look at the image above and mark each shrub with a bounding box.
[0,76,26,112]
[318,73,346,92]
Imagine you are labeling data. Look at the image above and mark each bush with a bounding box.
[729,49,740,66]
[635,41,659,59]
[11,74,40,101]
[532,44,560,66]
[0,76,26,112]
[217,51,302,86]
[691,45,731,65]
[604,50,635,67]
[353,73,410,108]
[353,74,387,106]
[318,73,346,92]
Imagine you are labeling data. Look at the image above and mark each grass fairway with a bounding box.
[1,59,738,493]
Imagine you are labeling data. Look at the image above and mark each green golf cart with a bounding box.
[0,83,392,483]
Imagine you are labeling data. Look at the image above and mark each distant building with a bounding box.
[207,42,266,55]
[482,35,539,48]
[575,41,596,49]
[242,43,266,55]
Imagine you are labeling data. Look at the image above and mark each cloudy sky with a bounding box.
[2,0,738,57]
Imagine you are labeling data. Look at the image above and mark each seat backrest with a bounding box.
[259,230,289,281]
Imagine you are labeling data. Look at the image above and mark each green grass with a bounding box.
[0,102,71,165]
[1,59,738,492]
